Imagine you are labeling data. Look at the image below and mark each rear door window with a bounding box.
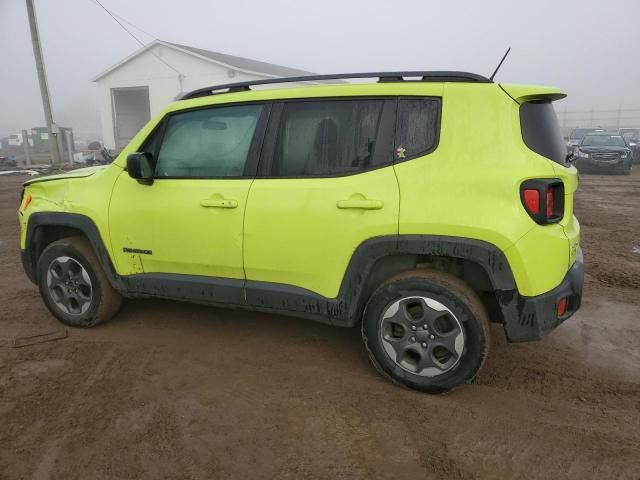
[270,99,387,176]
[520,101,568,166]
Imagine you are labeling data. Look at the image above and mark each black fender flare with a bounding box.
[247,235,518,327]
[337,235,517,325]
[22,212,124,292]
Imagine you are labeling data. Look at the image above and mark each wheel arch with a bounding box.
[23,212,123,292]
[341,235,517,327]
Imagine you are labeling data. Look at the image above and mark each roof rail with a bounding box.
[180,71,492,100]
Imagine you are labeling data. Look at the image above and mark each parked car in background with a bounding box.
[573,133,632,175]
[566,127,605,154]
[619,128,640,164]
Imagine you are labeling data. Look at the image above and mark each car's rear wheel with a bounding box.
[37,237,122,327]
[362,270,490,393]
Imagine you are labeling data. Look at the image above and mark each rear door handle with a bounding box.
[336,199,384,210]
[200,198,238,208]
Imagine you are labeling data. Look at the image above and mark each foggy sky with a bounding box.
[1,0,639,140]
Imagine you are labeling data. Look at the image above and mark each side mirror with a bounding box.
[127,152,154,185]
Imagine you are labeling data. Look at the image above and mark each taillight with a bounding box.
[520,179,564,224]
[522,189,540,214]
[546,186,554,218]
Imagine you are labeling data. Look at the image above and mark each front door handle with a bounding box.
[200,198,238,208]
[337,198,384,210]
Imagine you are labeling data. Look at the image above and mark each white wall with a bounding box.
[95,44,270,149]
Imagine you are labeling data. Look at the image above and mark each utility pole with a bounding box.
[25,0,61,166]
[21,129,32,166]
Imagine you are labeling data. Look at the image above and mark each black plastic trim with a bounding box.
[520,178,564,225]
[245,235,517,327]
[21,221,578,342]
[123,273,245,305]
[117,235,515,328]
[20,249,35,283]
[501,256,583,342]
[22,212,125,292]
[181,71,492,99]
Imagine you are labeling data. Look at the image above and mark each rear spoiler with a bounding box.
[499,83,566,104]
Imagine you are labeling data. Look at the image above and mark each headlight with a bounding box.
[621,152,629,159]
[576,150,589,158]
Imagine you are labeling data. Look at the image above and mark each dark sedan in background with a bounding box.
[566,127,605,154]
[619,128,640,164]
[573,133,633,175]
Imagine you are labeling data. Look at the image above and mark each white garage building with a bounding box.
[93,40,312,150]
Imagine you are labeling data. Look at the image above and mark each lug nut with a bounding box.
[410,336,416,342]
[430,334,435,340]
[411,325,417,331]
[423,324,428,330]
[421,342,428,348]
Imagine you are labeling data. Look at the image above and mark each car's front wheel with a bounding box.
[362,270,490,393]
[37,237,122,327]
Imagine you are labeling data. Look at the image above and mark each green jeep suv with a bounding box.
[18,71,583,392]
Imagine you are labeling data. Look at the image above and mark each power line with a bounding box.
[90,0,183,76]
[111,12,158,41]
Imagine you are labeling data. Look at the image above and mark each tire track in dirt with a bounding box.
[31,347,117,480]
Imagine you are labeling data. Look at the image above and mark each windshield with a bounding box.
[581,135,627,147]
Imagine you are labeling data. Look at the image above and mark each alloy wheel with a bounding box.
[379,296,465,377]
[46,256,93,315]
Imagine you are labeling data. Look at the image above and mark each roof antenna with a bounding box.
[489,47,511,81]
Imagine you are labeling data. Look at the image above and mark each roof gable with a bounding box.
[164,41,313,77]
[93,40,313,82]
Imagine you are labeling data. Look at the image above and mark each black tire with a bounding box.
[362,270,490,393]
[36,237,122,327]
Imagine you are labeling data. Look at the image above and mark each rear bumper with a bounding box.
[502,251,584,342]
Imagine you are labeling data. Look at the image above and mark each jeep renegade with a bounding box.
[18,71,584,392]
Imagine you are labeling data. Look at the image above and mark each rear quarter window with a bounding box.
[395,98,441,161]
[520,101,568,166]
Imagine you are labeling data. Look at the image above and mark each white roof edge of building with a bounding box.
[92,40,310,83]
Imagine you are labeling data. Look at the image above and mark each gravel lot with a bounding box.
[1,171,639,480]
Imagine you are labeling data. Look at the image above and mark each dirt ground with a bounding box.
[1,171,639,480]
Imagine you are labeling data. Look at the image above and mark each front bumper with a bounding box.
[574,158,630,173]
[21,249,37,284]
[502,252,584,342]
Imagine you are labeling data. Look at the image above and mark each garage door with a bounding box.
[111,86,151,150]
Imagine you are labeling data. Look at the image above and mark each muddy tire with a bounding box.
[36,237,122,327]
[362,270,491,393]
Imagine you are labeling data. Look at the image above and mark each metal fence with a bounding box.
[557,108,640,135]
